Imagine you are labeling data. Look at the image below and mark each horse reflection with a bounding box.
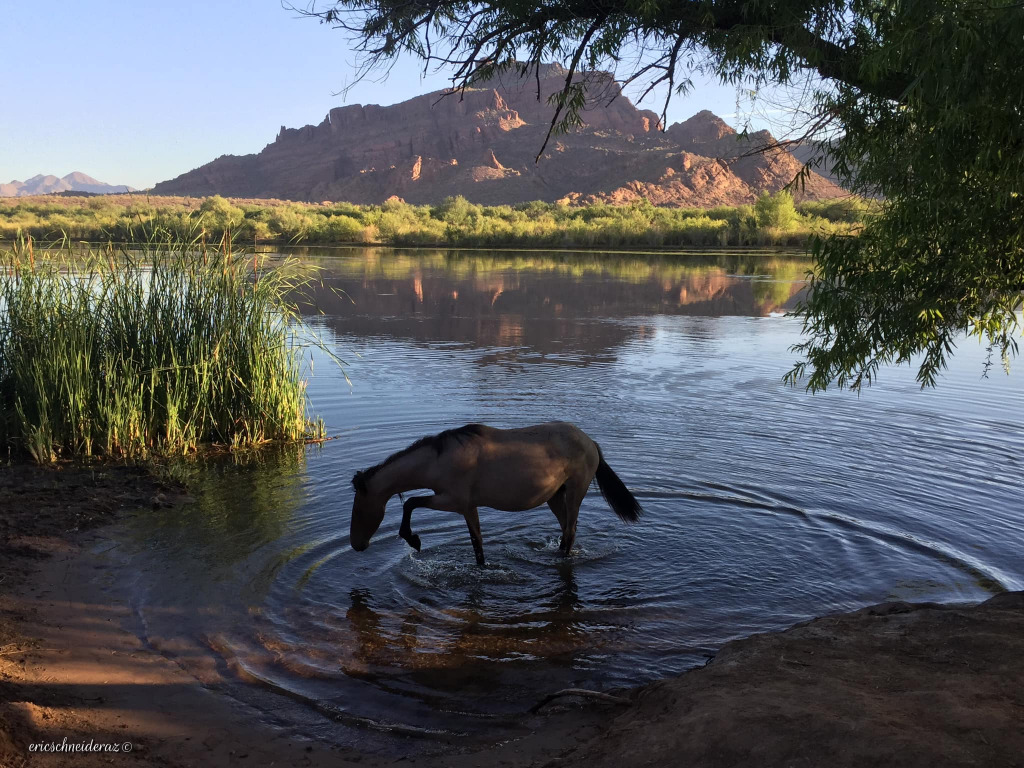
[341,566,588,678]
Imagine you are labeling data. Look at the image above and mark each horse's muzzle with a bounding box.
[351,540,369,552]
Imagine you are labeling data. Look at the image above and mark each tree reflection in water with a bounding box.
[284,247,811,366]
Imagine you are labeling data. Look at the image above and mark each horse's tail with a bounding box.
[594,445,643,523]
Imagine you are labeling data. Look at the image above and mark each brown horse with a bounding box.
[349,422,643,564]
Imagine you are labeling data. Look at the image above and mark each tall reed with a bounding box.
[0,233,325,462]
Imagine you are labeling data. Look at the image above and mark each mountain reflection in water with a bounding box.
[288,248,809,364]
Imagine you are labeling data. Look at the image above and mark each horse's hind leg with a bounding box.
[558,475,589,555]
[463,507,485,565]
[547,485,572,555]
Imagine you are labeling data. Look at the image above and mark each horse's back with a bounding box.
[482,421,594,456]
[487,420,589,442]
[456,422,598,511]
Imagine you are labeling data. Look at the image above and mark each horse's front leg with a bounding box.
[463,507,485,565]
[400,495,432,551]
[400,493,467,554]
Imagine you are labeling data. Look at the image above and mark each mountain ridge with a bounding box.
[153,67,842,206]
[0,172,135,197]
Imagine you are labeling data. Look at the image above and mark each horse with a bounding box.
[349,422,643,564]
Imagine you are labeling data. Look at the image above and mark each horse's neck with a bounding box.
[370,448,432,498]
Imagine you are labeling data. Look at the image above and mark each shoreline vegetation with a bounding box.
[0,234,326,463]
[0,192,872,249]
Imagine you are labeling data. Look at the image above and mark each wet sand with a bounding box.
[2,465,1022,768]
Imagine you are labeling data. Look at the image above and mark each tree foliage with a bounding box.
[755,190,798,230]
[1,194,855,248]
[299,0,1024,389]
[788,2,1024,390]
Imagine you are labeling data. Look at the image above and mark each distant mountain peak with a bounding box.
[62,171,103,185]
[666,111,738,144]
[0,172,135,197]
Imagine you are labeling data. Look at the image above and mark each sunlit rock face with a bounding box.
[153,66,842,206]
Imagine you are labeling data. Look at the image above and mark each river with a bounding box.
[108,246,1023,750]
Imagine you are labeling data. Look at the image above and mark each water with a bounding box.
[110,247,1023,749]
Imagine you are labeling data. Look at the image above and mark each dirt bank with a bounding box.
[1,465,1022,768]
[554,591,1024,768]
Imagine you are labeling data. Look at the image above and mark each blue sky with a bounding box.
[2,0,779,189]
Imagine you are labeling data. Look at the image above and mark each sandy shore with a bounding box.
[2,464,1022,768]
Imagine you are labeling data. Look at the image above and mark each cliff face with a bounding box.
[153,66,842,206]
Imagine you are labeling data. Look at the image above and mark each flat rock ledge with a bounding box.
[550,592,1024,768]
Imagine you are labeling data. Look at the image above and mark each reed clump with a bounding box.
[0,234,324,463]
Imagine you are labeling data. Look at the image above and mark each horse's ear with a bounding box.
[352,471,367,493]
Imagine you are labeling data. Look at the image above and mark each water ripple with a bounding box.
[117,250,1024,748]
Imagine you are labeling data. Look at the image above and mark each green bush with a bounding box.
[198,195,245,233]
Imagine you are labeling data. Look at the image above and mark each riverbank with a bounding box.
[1,465,1021,767]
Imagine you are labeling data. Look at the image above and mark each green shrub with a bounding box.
[198,195,245,233]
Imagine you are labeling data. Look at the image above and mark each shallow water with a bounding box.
[112,247,1023,748]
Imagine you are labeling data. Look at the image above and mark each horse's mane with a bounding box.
[352,423,485,493]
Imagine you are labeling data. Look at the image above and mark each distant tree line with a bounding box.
[0,193,870,249]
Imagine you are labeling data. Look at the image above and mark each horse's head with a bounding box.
[350,470,386,552]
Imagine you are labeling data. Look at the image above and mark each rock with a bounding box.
[665,110,737,145]
[153,67,843,206]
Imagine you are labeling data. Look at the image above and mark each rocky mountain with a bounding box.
[0,172,135,197]
[154,65,842,206]
[788,140,843,188]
